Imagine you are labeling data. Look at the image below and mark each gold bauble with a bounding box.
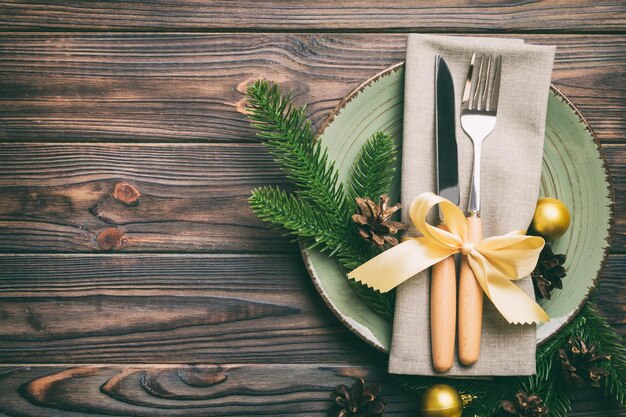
[529,197,571,241]
[417,384,463,417]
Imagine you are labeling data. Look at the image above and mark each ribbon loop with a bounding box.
[348,192,549,325]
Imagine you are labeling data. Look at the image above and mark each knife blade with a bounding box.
[435,55,460,207]
[430,55,459,373]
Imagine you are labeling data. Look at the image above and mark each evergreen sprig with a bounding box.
[246,79,397,321]
[246,80,347,224]
[576,303,626,405]
[249,186,347,254]
[522,368,572,417]
[348,131,398,204]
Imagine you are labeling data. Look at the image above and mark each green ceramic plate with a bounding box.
[302,63,613,352]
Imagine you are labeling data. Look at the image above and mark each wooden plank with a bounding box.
[0,254,384,363]
[0,253,622,364]
[0,365,419,416]
[0,1,625,32]
[570,387,626,417]
[0,365,622,416]
[605,145,626,253]
[0,143,295,253]
[0,143,626,253]
[0,142,624,253]
[0,34,624,143]
[595,254,626,335]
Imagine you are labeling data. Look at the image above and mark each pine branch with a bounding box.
[246,80,348,224]
[522,355,573,417]
[348,131,398,203]
[250,189,394,321]
[577,303,626,406]
[250,187,394,320]
[246,80,399,322]
[539,374,573,417]
[521,302,625,414]
[464,380,515,417]
[342,131,400,320]
[249,186,346,254]
[342,130,401,269]
[536,310,587,376]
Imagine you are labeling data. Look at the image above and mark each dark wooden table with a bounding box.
[0,2,624,416]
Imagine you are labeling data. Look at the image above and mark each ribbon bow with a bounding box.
[348,192,549,325]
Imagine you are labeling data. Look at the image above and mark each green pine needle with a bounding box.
[246,80,348,224]
[522,357,572,417]
[534,378,572,417]
[344,130,399,321]
[246,79,397,321]
[249,186,345,253]
[577,303,626,406]
[348,131,398,204]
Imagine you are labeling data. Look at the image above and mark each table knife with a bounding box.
[431,55,460,373]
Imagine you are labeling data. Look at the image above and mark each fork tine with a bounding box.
[461,53,476,109]
[480,55,492,111]
[488,55,502,112]
[472,54,485,110]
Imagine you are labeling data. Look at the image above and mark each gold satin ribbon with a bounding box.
[348,192,550,325]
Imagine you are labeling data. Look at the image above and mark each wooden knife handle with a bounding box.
[430,224,456,373]
[458,216,483,366]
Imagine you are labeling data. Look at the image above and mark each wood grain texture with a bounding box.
[0,143,295,253]
[0,253,622,364]
[0,365,420,416]
[0,34,624,144]
[0,254,384,363]
[570,387,626,417]
[595,254,626,335]
[0,1,625,32]
[0,142,624,254]
[604,145,626,252]
[0,365,621,416]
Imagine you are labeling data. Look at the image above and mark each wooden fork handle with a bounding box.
[458,216,483,366]
[430,224,456,373]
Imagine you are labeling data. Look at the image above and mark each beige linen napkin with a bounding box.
[388,35,555,376]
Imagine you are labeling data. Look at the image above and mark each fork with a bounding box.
[458,53,502,366]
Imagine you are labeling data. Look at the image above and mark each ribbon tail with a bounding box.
[487,277,550,324]
[468,255,550,325]
[348,237,454,293]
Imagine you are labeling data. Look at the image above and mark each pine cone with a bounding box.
[559,337,610,387]
[352,195,408,247]
[531,243,567,300]
[501,392,549,417]
[329,378,386,417]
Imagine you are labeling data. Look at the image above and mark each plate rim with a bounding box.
[301,62,615,353]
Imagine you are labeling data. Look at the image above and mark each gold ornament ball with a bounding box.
[417,384,463,417]
[530,197,571,241]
